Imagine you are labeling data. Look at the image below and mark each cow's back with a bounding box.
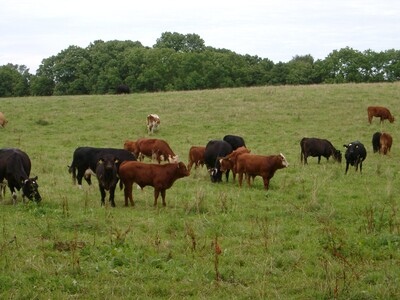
[0,148,31,180]
[223,135,246,150]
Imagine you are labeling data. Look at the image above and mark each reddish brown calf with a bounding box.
[187,146,206,171]
[380,132,393,155]
[118,161,189,207]
[236,153,289,190]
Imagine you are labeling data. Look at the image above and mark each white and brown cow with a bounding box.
[147,114,160,134]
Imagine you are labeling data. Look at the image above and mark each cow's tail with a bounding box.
[68,163,77,185]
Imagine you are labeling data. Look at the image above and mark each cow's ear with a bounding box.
[98,158,104,164]
[355,145,359,149]
[343,144,348,148]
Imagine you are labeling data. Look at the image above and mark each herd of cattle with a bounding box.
[0,106,395,207]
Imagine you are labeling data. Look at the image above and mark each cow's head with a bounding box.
[218,157,233,173]
[389,115,395,123]
[279,153,289,168]
[176,162,190,177]
[209,160,223,183]
[333,150,342,163]
[22,176,42,202]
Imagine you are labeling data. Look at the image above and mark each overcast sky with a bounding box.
[1,0,399,74]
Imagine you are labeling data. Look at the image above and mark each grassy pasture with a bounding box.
[0,83,399,299]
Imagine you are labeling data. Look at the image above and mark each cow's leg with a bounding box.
[263,177,270,190]
[238,172,243,187]
[99,185,106,206]
[109,186,116,207]
[77,169,85,188]
[225,170,230,182]
[124,181,134,206]
[161,189,167,207]
[246,173,251,187]
[154,189,160,206]
[304,154,308,164]
[345,162,350,174]
[318,156,321,164]
[232,171,236,182]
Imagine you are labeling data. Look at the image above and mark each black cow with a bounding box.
[372,132,381,153]
[68,147,136,188]
[0,148,41,204]
[116,84,130,94]
[204,140,233,182]
[96,154,119,207]
[343,141,367,174]
[223,135,246,150]
[300,137,342,164]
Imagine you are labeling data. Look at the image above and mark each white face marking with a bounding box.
[280,153,289,167]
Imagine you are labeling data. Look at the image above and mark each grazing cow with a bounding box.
[119,161,190,207]
[116,84,130,94]
[367,106,394,124]
[128,138,178,163]
[68,147,136,188]
[0,112,8,127]
[187,146,206,171]
[372,132,393,155]
[219,146,251,182]
[223,135,246,150]
[147,114,160,134]
[343,141,367,174]
[96,154,119,207]
[204,140,233,183]
[0,148,41,204]
[236,153,289,190]
[300,137,342,164]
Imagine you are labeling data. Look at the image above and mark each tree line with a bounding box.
[1,32,400,97]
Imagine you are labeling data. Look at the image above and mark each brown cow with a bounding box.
[118,161,190,206]
[0,112,8,127]
[380,132,393,155]
[236,153,289,190]
[124,138,178,163]
[147,114,160,134]
[187,146,206,171]
[219,146,250,182]
[367,106,394,124]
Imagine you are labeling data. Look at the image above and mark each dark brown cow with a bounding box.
[236,153,289,190]
[380,132,393,155]
[124,138,178,163]
[118,161,190,207]
[147,114,160,134]
[187,146,206,171]
[219,146,250,182]
[367,106,395,124]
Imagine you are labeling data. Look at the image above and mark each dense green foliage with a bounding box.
[0,83,399,298]
[1,32,400,97]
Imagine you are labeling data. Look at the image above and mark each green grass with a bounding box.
[1,83,400,299]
